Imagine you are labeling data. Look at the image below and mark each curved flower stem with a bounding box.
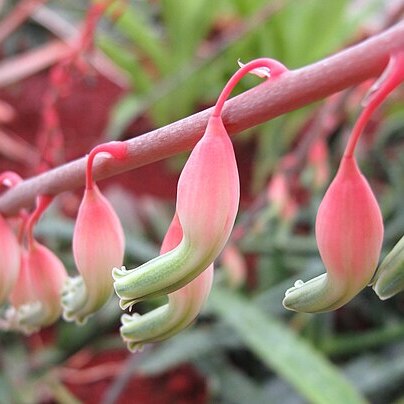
[212,58,287,118]
[344,51,404,158]
[26,195,53,249]
[0,22,404,216]
[85,142,128,190]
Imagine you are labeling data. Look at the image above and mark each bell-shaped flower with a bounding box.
[3,196,67,334]
[283,156,383,312]
[283,51,404,313]
[371,234,404,300]
[113,58,287,310]
[119,214,213,352]
[0,172,22,304]
[62,142,126,324]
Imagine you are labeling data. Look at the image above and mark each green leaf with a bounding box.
[111,4,170,74]
[209,287,366,404]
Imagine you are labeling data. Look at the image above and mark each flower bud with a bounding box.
[62,184,125,324]
[0,171,23,304]
[0,214,20,304]
[113,58,287,310]
[113,115,239,309]
[283,157,383,312]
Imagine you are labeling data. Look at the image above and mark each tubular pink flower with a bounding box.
[283,52,404,312]
[62,142,126,324]
[0,172,22,304]
[120,214,213,352]
[4,196,67,334]
[113,58,287,310]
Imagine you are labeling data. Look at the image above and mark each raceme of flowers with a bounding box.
[0,54,403,350]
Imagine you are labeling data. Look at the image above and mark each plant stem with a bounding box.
[1,21,404,216]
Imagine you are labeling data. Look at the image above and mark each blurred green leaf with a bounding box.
[209,287,366,404]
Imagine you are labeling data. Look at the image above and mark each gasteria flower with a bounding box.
[283,51,404,313]
[113,58,287,311]
[120,214,213,352]
[62,142,126,324]
[283,156,383,312]
[0,172,22,304]
[4,196,67,334]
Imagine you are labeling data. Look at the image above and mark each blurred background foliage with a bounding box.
[1,0,404,403]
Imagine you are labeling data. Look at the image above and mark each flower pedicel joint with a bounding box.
[62,142,126,324]
[113,58,287,314]
[283,51,404,313]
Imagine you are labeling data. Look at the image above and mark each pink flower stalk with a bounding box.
[120,214,213,352]
[0,171,22,304]
[4,196,67,334]
[62,142,126,324]
[113,58,287,310]
[283,52,404,312]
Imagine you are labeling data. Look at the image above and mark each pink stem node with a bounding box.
[344,50,404,158]
[85,141,128,190]
[212,57,288,118]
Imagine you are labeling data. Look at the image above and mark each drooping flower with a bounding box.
[62,141,126,324]
[119,214,213,352]
[4,196,67,334]
[283,51,404,313]
[113,58,287,311]
[0,172,22,305]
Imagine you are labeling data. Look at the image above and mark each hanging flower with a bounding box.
[283,51,404,313]
[0,172,22,305]
[113,58,287,311]
[62,141,126,324]
[119,214,213,352]
[4,196,67,334]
